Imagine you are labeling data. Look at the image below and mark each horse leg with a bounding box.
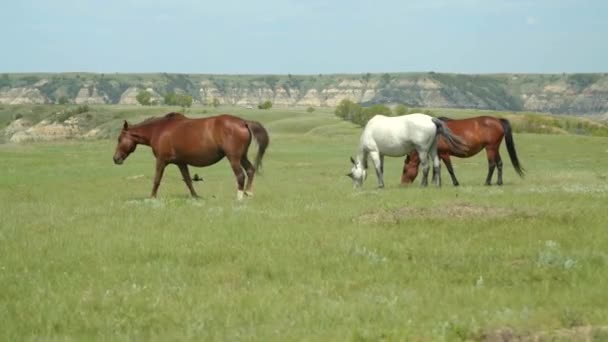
[496,153,504,186]
[369,151,384,188]
[418,150,430,187]
[485,148,497,186]
[151,160,167,198]
[241,156,255,197]
[177,164,199,198]
[228,156,246,200]
[443,154,459,186]
[430,148,441,187]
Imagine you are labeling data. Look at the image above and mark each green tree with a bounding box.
[164,92,176,105]
[58,96,69,105]
[212,97,220,107]
[164,92,192,107]
[363,104,392,116]
[334,99,362,123]
[380,73,392,87]
[136,90,152,106]
[363,73,371,83]
[177,94,193,108]
[0,74,10,88]
[258,100,273,110]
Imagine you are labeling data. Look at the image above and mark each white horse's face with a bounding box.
[348,157,367,188]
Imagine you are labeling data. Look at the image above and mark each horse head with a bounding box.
[347,156,367,188]
[113,121,138,165]
[401,153,420,184]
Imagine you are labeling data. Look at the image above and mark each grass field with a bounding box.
[1,107,608,340]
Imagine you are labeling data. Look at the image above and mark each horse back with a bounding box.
[363,114,436,155]
[437,116,505,156]
[188,115,249,144]
[154,114,250,166]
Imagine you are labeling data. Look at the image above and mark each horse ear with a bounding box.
[123,121,129,130]
[346,172,354,179]
[350,156,356,165]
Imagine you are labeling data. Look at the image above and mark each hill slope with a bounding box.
[1,72,608,115]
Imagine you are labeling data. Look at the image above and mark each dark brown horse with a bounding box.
[113,112,269,199]
[401,116,524,186]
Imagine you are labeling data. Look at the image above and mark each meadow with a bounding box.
[1,107,608,340]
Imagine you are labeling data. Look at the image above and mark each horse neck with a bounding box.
[129,124,155,146]
[356,151,369,169]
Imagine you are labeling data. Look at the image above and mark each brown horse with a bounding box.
[401,116,524,186]
[113,112,269,199]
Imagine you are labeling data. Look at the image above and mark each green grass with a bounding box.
[1,109,608,340]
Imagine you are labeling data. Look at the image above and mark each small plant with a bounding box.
[306,107,315,113]
[560,308,585,328]
[74,105,89,114]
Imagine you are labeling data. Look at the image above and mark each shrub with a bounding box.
[393,104,408,115]
[136,90,152,106]
[258,100,273,110]
[334,99,362,122]
[58,96,69,105]
[164,92,193,108]
[212,98,220,108]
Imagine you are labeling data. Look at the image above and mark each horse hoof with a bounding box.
[245,191,254,197]
[236,191,244,201]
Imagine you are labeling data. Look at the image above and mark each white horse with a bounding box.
[348,113,467,187]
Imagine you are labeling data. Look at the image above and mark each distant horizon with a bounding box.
[3,71,607,76]
[2,0,607,74]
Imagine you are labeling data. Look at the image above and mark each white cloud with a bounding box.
[526,15,536,25]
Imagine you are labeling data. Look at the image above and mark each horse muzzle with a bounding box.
[113,155,124,165]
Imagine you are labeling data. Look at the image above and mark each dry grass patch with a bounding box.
[482,325,608,341]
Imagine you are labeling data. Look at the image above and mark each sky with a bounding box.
[1,0,607,74]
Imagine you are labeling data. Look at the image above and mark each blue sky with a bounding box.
[1,0,607,74]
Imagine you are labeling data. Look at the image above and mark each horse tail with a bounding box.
[431,117,468,155]
[499,118,525,178]
[245,120,269,172]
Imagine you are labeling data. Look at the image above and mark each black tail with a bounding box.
[499,118,525,178]
[246,120,269,172]
[431,117,468,155]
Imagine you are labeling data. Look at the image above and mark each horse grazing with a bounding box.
[113,112,269,200]
[401,116,524,186]
[348,113,468,188]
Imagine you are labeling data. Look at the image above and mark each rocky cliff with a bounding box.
[1,72,607,115]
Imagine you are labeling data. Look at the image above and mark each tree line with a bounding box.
[136,90,274,110]
[136,90,196,107]
[334,99,434,126]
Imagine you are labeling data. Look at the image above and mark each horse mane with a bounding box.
[438,116,453,121]
[132,112,185,127]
